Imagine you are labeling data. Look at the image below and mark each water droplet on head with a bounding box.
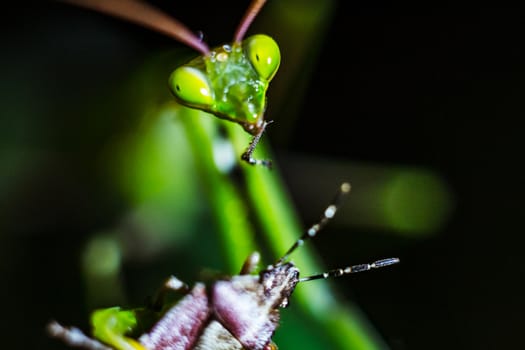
[217,52,228,62]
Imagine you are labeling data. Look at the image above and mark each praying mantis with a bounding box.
[62,0,279,168]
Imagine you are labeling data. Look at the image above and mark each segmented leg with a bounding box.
[241,121,272,168]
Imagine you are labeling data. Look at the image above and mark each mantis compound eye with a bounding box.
[244,34,281,81]
[169,66,214,108]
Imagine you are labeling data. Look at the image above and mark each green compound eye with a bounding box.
[244,34,281,81]
[169,66,213,107]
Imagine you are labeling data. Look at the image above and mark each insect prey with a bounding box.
[48,183,399,350]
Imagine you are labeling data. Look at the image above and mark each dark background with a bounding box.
[1,1,523,349]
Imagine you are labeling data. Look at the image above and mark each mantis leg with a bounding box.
[241,121,272,168]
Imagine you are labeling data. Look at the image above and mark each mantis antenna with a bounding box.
[234,0,268,42]
[60,0,210,54]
